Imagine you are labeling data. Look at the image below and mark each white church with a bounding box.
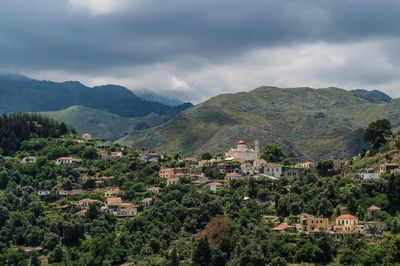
[225,140,259,162]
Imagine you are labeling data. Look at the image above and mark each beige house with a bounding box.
[272,223,296,233]
[110,152,123,159]
[159,168,176,179]
[295,161,315,169]
[380,163,399,174]
[225,172,241,181]
[104,188,122,198]
[117,203,138,217]
[334,214,363,233]
[300,215,329,232]
[147,186,161,194]
[78,198,99,208]
[166,178,179,186]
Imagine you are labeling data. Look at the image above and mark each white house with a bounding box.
[207,182,223,192]
[21,156,36,164]
[357,172,381,180]
[263,163,283,178]
[56,157,82,167]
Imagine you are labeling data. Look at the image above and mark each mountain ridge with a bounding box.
[118,86,400,161]
[0,74,192,117]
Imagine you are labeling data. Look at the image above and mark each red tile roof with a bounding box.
[336,214,358,219]
[368,205,381,211]
[272,223,295,231]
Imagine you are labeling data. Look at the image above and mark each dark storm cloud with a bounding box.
[1,0,400,73]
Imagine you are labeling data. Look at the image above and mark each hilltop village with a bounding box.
[2,114,400,265]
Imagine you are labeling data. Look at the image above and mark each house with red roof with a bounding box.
[334,214,363,234]
[272,223,296,233]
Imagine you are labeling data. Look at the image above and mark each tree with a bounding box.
[201,153,213,160]
[316,160,334,176]
[248,177,258,199]
[364,119,392,149]
[192,237,212,266]
[261,144,286,163]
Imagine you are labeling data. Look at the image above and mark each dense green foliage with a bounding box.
[2,124,400,264]
[364,119,393,149]
[0,113,75,155]
[260,144,286,163]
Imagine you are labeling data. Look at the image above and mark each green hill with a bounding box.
[117,86,400,161]
[43,106,168,140]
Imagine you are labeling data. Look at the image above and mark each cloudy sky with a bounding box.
[1,0,400,102]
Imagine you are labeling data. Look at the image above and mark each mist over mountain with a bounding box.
[134,90,185,107]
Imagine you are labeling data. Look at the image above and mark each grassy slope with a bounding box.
[118,87,400,160]
[43,106,168,140]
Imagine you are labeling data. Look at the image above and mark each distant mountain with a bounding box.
[134,90,185,106]
[43,106,169,140]
[0,74,192,117]
[351,89,392,102]
[118,87,400,161]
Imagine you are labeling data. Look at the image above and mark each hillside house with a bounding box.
[78,198,99,208]
[166,178,179,186]
[56,157,82,167]
[218,163,241,174]
[263,163,283,178]
[225,172,241,181]
[295,161,315,169]
[37,190,51,197]
[225,140,259,162]
[282,167,305,179]
[357,172,381,180]
[82,133,92,140]
[159,168,175,179]
[104,188,122,198]
[106,197,123,207]
[299,215,329,232]
[97,149,107,159]
[110,152,123,159]
[367,205,381,221]
[207,182,224,192]
[142,152,162,163]
[334,214,363,234]
[142,198,153,206]
[147,186,161,194]
[380,163,399,174]
[117,203,138,217]
[21,156,36,164]
[272,223,296,233]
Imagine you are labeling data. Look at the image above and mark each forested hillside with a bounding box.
[0,113,75,155]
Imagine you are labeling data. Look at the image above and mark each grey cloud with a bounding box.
[1,0,400,72]
[1,0,400,100]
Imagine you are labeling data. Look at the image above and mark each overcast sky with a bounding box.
[1,0,400,102]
